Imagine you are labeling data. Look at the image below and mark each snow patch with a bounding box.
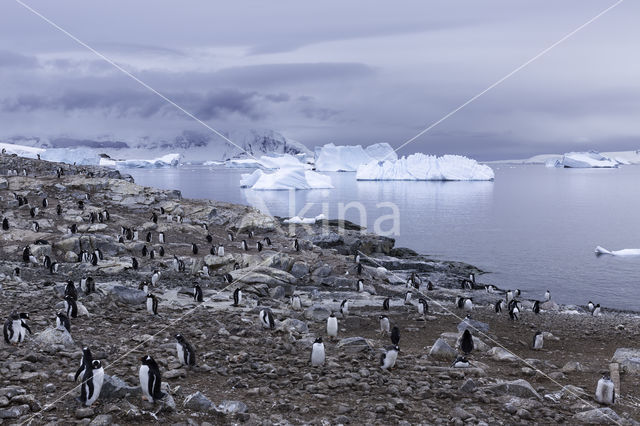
[356,153,494,181]
[283,214,327,224]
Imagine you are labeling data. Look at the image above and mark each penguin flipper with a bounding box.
[22,322,32,334]
[3,322,10,344]
[74,365,85,382]
[379,353,385,367]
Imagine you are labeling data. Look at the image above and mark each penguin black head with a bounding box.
[314,337,323,344]
[329,312,335,318]
[206,234,212,243]
[91,360,102,369]
[175,333,186,343]
[19,312,29,320]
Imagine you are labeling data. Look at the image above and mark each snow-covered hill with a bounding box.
[1,129,312,163]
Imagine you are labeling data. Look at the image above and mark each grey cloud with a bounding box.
[0,50,38,68]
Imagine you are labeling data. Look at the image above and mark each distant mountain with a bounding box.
[2,129,312,162]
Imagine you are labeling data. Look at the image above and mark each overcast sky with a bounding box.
[0,0,638,159]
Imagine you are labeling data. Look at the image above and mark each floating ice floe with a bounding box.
[110,153,182,168]
[283,214,327,224]
[240,167,333,190]
[314,143,397,172]
[595,246,640,256]
[545,151,619,168]
[356,153,495,181]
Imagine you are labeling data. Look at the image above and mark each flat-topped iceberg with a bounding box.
[111,153,182,168]
[240,167,333,190]
[356,153,494,181]
[315,143,397,172]
[545,151,619,168]
[223,154,308,170]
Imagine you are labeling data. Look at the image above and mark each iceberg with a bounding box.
[545,151,619,168]
[40,148,102,165]
[595,246,640,256]
[356,153,495,181]
[240,167,333,190]
[114,153,182,168]
[224,154,307,170]
[315,143,397,172]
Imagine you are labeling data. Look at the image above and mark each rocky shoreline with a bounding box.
[1,153,639,425]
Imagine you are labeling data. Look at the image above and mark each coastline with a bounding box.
[1,153,639,424]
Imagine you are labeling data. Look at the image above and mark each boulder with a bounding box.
[106,285,146,305]
[217,400,248,414]
[183,391,216,412]
[203,254,236,272]
[429,338,457,360]
[611,348,640,374]
[101,374,140,399]
[280,318,309,334]
[488,379,541,400]
[336,337,374,353]
[304,305,331,321]
[34,328,74,347]
[290,262,309,278]
[231,267,296,288]
[457,317,489,333]
[311,264,333,278]
[488,347,519,362]
[573,408,620,424]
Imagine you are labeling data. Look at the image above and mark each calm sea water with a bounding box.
[128,164,640,311]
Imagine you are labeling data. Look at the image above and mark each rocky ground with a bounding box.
[0,153,639,425]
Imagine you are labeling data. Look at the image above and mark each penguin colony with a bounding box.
[0,157,629,423]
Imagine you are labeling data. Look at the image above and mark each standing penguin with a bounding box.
[383,297,390,311]
[509,303,520,320]
[147,294,158,315]
[2,218,9,230]
[390,326,400,346]
[256,241,263,252]
[544,290,551,301]
[379,315,390,334]
[3,313,31,344]
[357,279,364,292]
[404,291,412,305]
[191,243,198,255]
[74,347,93,382]
[340,299,349,316]
[260,308,275,329]
[532,331,544,350]
[291,294,302,311]
[233,288,242,307]
[159,246,165,257]
[139,355,165,402]
[587,301,595,313]
[158,232,165,243]
[65,280,78,301]
[132,257,139,270]
[593,304,602,316]
[56,312,71,333]
[533,300,541,314]
[223,273,233,284]
[326,313,338,338]
[506,290,514,303]
[595,374,615,405]
[193,284,203,302]
[463,298,473,312]
[380,345,399,370]
[418,298,429,316]
[64,295,78,319]
[311,337,325,367]
[294,239,300,252]
[78,360,104,407]
[241,240,248,251]
[494,300,505,313]
[175,334,196,367]
[459,329,474,355]
[151,270,161,286]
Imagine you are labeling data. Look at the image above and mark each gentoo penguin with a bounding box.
[260,308,275,329]
[460,329,474,355]
[264,237,272,246]
[158,232,165,243]
[30,206,38,217]
[175,334,196,367]
[340,299,349,316]
[151,212,158,223]
[404,291,412,305]
[494,300,504,313]
[485,285,496,293]
[463,298,473,312]
[206,234,213,243]
[469,273,475,284]
[383,297,390,311]
[532,300,540,314]
[544,290,551,301]
[515,289,521,297]
[532,331,544,350]
[379,315,390,334]
[193,284,203,302]
[356,263,363,275]
[22,246,30,263]
[43,255,51,269]
[380,345,399,370]
[506,290,514,302]
[391,326,400,346]
[64,295,78,318]
[311,337,325,367]
[357,279,364,292]
[354,254,361,264]
[139,281,150,294]
[56,312,71,333]
[223,273,233,284]
[149,249,155,259]
[241,240,248,251]
[291,294,302,311]
[159,246,165,257]
[49,262,59,274]
[141,245,148,257]
[326,313,338,338]
[56,204,62,215]
[233,288,242,307]
[151,270,161,286]
[418,298,429,315]
[294,239,300,252]
[256,241,263,252]
[74,347,93,382]
[139,355,165,402]
[147,294,158,315]
[451,356,470,368]
[146,232,152,243]
[217,245,225,256]
[247,230,254,239]
[78,360,104,407]
[3,313,31,344]
[31,221,40,232]
[82,277,95,294]
[509,303,520,320]
[227,232,234,242]
[587,301,595,313]
[132,257,139,270]
[2,218,8,230]
[78,200,85,210]
[133,229,139,240]
[427,281,434,291]
[593,304,602,316]
[191,243,198,255]
[595,374,615,405]
[172,256,184,272]
[13,267,20,281]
